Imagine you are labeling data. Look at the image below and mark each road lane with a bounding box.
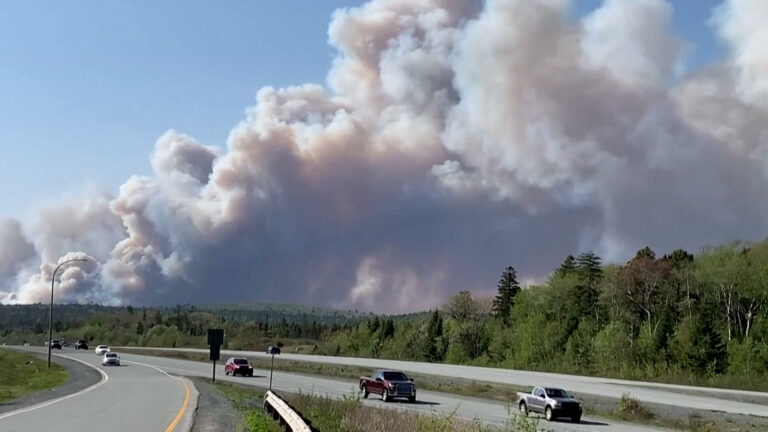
[0,348,192,432]
[124,347,768,418]
[114,350,668,432]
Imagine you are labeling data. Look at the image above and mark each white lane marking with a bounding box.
[0,353,109,421]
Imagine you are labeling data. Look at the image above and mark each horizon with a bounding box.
[3,0,768,312]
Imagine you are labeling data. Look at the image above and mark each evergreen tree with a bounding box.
[576,252,603,287]
[687,300,728,374]
[492,266,521,324]
[424,310,444,362]
[136,321,145,335]
[555,255,577,277]
[634,246,656,261]
[381,319,395,339]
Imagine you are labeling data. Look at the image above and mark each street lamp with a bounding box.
[48,258,88,368]
[266,345,281,391]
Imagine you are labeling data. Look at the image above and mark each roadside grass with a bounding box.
[212,380,539,432]
[121,348,765,432]
[0,349,69,402]
[213,381,282,432]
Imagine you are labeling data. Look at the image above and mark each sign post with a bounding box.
[207,329,224,382]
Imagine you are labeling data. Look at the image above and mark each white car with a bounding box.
[95,345,110,356]
[101,352,120,366]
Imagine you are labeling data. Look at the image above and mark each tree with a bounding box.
[136,321,145,335]
[492,266,521,325]
[423,310,445,362]
[576,252,603,287]
[687,299,727,374]
[444,291,478,322]
[634,247,656,261]
[381,319,395,339]
[555,255,577,278]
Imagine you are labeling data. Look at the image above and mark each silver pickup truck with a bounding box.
[516,386,582,423]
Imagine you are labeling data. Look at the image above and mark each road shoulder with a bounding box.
[0,351,101,415]
[190,377,238,432]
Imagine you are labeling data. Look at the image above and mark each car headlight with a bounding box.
[553,402,561,407]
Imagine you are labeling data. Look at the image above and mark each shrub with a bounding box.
[617,393,654,421]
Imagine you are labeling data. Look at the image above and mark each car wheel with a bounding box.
[408,396,416,403]
[571,414,581,423]
[248,371,253,377]
[360,385,369,399]
[545,406,553,421]
[382,388,390,402]
[225,370,229,376]
[519,402,528,416]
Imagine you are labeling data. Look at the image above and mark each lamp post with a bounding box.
[48,258,88,368]
[266,345,281,391]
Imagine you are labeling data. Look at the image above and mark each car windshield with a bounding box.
[106,353,117,357]
[545,389,569,398]
[382,372,409,381]
[233,358,248,365]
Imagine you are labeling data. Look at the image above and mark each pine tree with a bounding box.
[424,310,444,362]
[492,266,520,325]
[687,300,728,374]
[634,246,656,261]
[576,252,603,287]
[555,255,577,277]
[136,321,145,335]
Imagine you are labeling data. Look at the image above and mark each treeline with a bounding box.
[0,303,366,351]
[330,241,768,388]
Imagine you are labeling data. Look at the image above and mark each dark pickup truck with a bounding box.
[359,370,416,403]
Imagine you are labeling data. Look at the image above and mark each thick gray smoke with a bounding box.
[2,0,768,312]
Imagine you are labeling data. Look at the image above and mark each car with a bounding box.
[50,339,62,349]
[75,340,89,350]
[102,352,120,366]
[359,370,416,403]
[224,357,254,377]
[95,345,110,355]
[23,342,30,347]
[517,387,582,423]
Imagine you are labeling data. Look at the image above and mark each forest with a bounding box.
[2,239,768,389]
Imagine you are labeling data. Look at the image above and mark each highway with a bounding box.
[0,347,195,432]
[110,349,660,431]
[123,346,768,418]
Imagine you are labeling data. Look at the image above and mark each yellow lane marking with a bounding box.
[165,377,191,432]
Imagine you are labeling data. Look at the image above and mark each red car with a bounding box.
[224,357,254,377]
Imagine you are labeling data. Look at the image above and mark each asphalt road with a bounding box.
[0,347,195,432]
[128,347,768,418]
[113,349,664,431]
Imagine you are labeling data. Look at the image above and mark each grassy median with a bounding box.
[0,349,69,402]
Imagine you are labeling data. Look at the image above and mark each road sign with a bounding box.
[207,328,224,382]
[207,328,224,346]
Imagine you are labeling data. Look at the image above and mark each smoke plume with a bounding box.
[2,0,768,312]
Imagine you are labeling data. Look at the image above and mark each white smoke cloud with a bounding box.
[2,0,768,312]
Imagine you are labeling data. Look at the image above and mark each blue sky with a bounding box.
[0,0,724,218]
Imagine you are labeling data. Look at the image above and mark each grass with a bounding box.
[213,381,282,432]
[0,349,69,402]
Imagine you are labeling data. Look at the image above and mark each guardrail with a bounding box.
[263,390,315,432]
